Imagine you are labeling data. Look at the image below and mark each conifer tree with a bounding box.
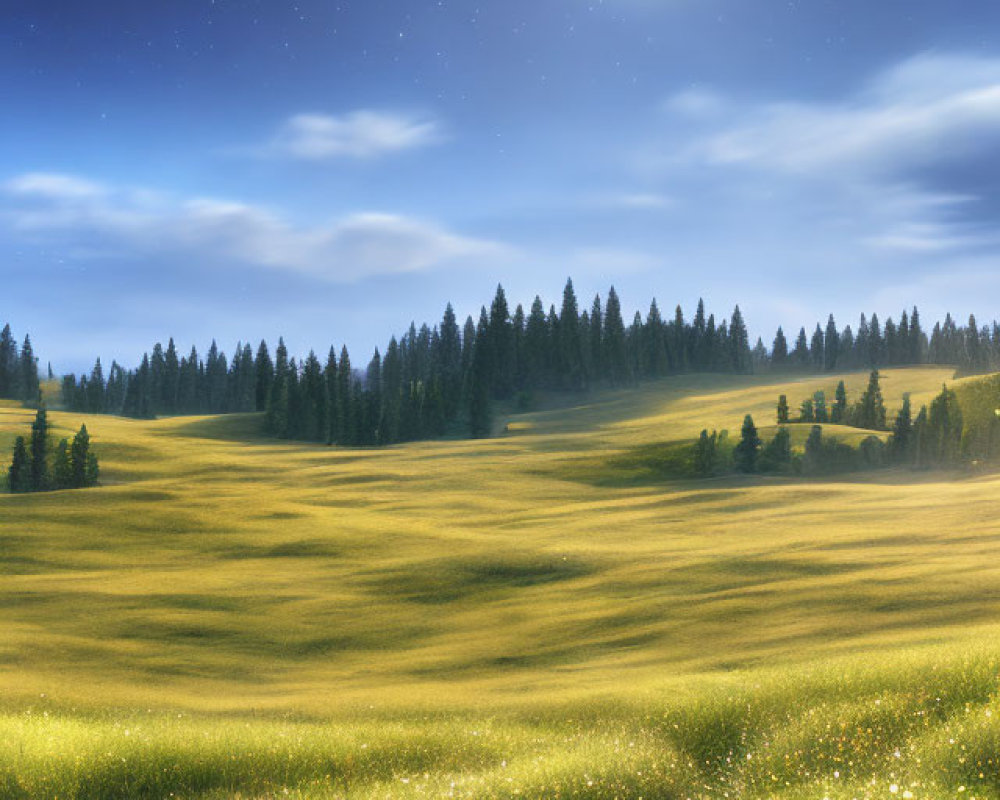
[53,438,72,489]
[439,303,463,415]
[70,424,93,488]
[927,384,963,464]
[0,324,15,398]
[799,398,815,423]
[468,313,493,438]
[19,335,40,406]
[831,380,848,424]
[857,369,887,430]
[792,327,809,369]
[603,287,627,385]
[776,394,789,424]
[772,327,788,368]
[729,306,751,373]
[8,436,31,493]
[824,315,839,371]
[488,284,515,397]
[734,414,761,472]
[559,278,584,389]
[29,406,49,491]
[810,324,824,371]
[889,393,913,464]
[336,346,353,444]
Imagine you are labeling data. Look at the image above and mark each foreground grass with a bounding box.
[3,366,1000,797]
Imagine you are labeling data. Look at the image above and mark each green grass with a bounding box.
[3,366,1000,798]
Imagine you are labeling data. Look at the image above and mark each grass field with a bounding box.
[4,366,1000,798]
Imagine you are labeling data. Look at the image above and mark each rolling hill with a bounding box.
[3,366,1000,798]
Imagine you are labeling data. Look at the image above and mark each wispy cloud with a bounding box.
[266,110,443,160]
[1,173,503,282]
[697,53,1000,177]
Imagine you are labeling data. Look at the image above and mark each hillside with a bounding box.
[4,366,1000,798]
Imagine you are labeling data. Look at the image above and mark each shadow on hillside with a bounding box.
[169,413,267,442]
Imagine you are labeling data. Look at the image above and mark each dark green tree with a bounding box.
[468,313,493,438]
[734,414,762,473]
[857,369,887,430]
[771,327,788,368]
[29,406,49,491]
[831,380,848,424]
[824,314,839,371]
[53,438,72,489]
[8,436,31,493]
[19,335,40,406]
[889,393,913,464]
[776,394,790,424]
[70,424,94,488]
[760,427,792,472]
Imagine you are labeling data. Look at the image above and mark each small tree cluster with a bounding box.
[778,371,887,431]
[0,324,40,407]
[6,408,98,493]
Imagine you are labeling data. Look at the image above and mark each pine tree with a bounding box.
[772,327,788,369]
[824,315,839,371]
[19,335,40,406]
[799,398,815,423]
[729,306,751,373]
[559,278,584,389]
[29,406,49,491]
[792,327,809,369]
[776,394,789,424]
[734,414,761,473]
[489,284,515,397]
[70,424,92,488]
[603,287,627,385]
[831,380,848,424]
[336,346,353,444]
[927,384,963,464]
[0,324,15,398]
[889,393,913,464]
[810,324,825,371]
[857,369,887,430]
[468,313,493,438]
[53,438,72,489]
[8,436,31,492]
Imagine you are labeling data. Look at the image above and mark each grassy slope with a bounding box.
[3,366,1000,798]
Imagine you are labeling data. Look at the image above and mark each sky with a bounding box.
[3,0,1000,372]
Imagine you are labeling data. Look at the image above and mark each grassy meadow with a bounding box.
[4,366,1000,798]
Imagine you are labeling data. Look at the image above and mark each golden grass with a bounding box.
[3,366,1000,798]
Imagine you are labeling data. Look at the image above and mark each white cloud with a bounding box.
[268,110,442,160]
[1,173,503,282]
[5,172,108,199]
[698,53,1000,177]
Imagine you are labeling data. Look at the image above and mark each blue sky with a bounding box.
[3,0,1000,371]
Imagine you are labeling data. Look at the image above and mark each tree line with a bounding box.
[6,407,98,493]
[54,280,1000,446]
